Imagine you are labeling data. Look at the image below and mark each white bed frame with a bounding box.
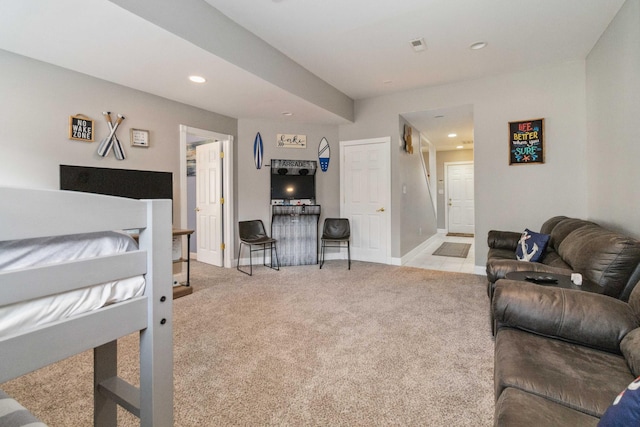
[0,187,173,427]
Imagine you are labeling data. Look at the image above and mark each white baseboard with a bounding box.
[474,265,487,276]
[399,234,440,265]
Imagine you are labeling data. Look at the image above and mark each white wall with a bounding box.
[398,118,437,255]
[237,119,340,229]
[340,61,589,267]
[586,0,640,238]
[0,50,237,226]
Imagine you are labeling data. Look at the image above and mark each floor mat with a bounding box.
[432,242,471,258]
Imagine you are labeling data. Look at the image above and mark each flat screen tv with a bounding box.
[270,174,315,201]
[60,165,173,202]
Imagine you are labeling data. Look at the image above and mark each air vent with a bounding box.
[410,38,426,52]
[462,140,474,145]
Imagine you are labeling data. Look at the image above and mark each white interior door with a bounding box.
[446,162,474,235]
[196,142,223,266]
[340,137,391,264]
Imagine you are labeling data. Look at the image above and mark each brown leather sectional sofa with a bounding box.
[488,217,640,425]
[486,216,640,300]
[492,280,640,425]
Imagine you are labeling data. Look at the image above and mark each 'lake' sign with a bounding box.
[509,118,544,165]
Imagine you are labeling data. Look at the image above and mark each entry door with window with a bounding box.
[196,142,223,266]
[341,138,391,264]
[446,162,474,235]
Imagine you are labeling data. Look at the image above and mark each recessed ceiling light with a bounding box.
[456,145,464,149]
[383,80,393,85]
[470,41,487,50]
[448,133,457,138]
[282,111,293,116]
[434,115,444,119]
[189,75,206,83]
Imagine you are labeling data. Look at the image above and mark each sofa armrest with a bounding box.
[492,279,639,353]
[488,230,521,251]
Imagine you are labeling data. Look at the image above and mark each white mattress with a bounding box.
[0,231,145,337]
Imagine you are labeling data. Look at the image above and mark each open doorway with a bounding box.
[401,105,475,272]
[179,125,234,268]
[403,105,474,235]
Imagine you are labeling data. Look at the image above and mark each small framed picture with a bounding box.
[69,114,94,142]
[130,129,150,147]
[509,118,544,165]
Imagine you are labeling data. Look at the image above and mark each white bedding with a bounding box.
[0,231,145,337]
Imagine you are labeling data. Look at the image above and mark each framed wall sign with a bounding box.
[130,129,150,147]
[509,118,544,165]
[277,133,306,149]
[69,114,94,142]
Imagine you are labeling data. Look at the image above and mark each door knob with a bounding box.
[195,207,200,212]
[376,207,385,212]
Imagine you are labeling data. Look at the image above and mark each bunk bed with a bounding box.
[0,187,173,426]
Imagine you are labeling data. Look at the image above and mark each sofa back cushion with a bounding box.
[539,216,569,235]
[548,218,596,251]
[558,227,640,298]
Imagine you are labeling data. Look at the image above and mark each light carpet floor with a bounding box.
[2,261,494,426]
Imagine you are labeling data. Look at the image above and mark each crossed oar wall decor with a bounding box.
[97,111,126,160]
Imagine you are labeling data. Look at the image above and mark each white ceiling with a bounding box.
[0,0,626,150]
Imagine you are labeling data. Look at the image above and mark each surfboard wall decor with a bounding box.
[253,132,263,169]
[318,137,330,172]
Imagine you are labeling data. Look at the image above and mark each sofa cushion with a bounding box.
[558,227,640,298]
[495,328,633,417]
[487,247,517,261]
[495,387,598,427]
[538,248,571,269]
[598,377,640,426]
[539,216,569,235]
[548,218,596,251]
[515,229,550,262]
[493,280,638,353]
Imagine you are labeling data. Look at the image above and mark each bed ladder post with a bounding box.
[139,199,174,427]
[94,340,118,427]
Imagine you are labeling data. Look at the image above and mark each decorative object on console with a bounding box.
[509,118,544,164]
[515,228,550,263]
[277,133,306,149]
[254,132,263,169]
[97,112,126,160]
[318,137,330,172]
[130,128,150,147]
[69,114,94,142]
